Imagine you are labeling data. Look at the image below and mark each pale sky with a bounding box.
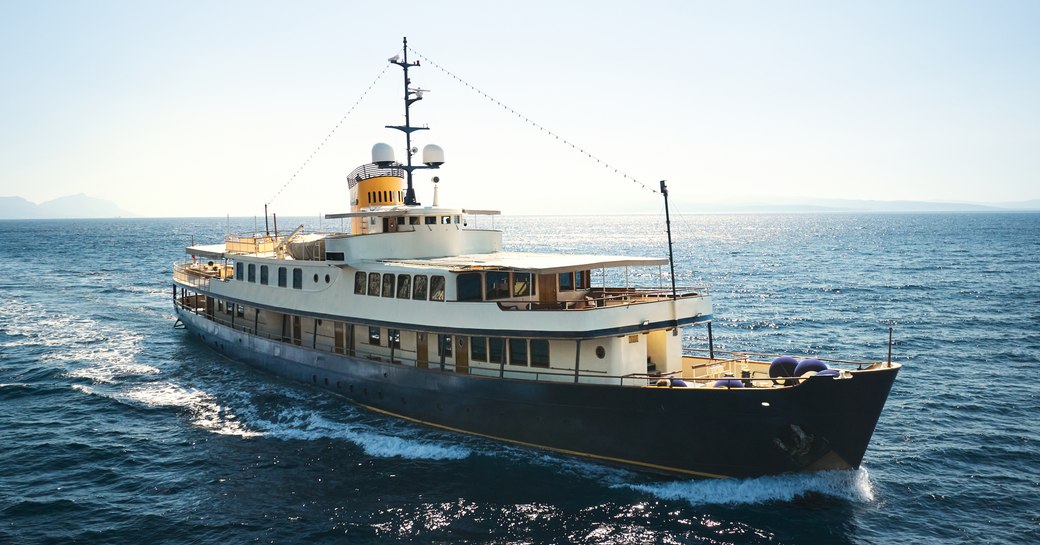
[1,1,1037,217]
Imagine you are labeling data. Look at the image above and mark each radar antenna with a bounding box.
[386,37,444,205]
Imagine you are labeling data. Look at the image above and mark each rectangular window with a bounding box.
[368,272,380,296]
[224,300,231,315]
[438,335,453,358]
[278,267,287,287]
[354,271,367,294]
[531,339,550,368]
[485,271,510,300]
[456,273,482,302]
[559,272,574,291]
[388,328,400,349]
[326,252,345,261]
[396,274,411,299]
[235,263,243,281]
[470,336,487,362]
[368,326,381,346]
[488,337,505,364]
[412,275,428,300]
[409,216,420,225]
[260,265,269,285]
[430,275,445,301]
[292,268,303,289]
[441,216,451,224]
[382,273,395,297]
[576,270,586,289]
[512,272,531,297]
[247,264,256,283]
[508,338,528,366]
[236,304,245,318]
[424,216,436,225]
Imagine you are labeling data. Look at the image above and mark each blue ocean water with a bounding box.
[1,213,1038,544]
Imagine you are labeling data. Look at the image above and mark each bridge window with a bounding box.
[260,265,269,285]
[292,268,303,289]
[485,271,509,300]
[430,276,445,301]
[235,263,243,281]
[512,272,532,297]
[247,264,256,283]
[412,275,428,300]
[381,274,395,297]
[456,273,482,302]
[368,272,380,296]
[278,267,287,287]
[396,275,411,298]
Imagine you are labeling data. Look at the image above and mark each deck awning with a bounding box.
[185,244,227,260]
[378,251,668,274]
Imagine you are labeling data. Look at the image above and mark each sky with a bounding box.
[1,1,1038,217]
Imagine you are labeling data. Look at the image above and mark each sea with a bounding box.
[1,212,1038,545]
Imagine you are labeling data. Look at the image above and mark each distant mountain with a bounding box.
[0,194,134,219]
[665,197,1040,214]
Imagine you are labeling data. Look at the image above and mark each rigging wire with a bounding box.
[265,62,393,207]
[407,46,658,194]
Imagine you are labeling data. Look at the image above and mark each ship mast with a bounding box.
[386,37,443,205]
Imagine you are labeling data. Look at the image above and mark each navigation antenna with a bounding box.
[386,37,444,205]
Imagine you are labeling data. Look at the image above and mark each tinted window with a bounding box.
[559,272,574,291]
[485,271,509,300]
[278,267,287,287]
[509,339,528,366]
[382,274,395,297]
[396,274,411,298]
[260,265,269,285]
[235,263,243,281]
[247,264,256,283]
[412,275,428,300]
[489,337,505,364]
[292,268,303,289]
[368,272,380,296]
[576,270,586,289]
[430,276,445,301]
[512,272,531,297]
[438,335,453,358]
[456,273,482,302]
[531,339,550,368]
[354,271,366,294]
[368,327,380,345]
[424,216,436,225]
[471,337,487,362]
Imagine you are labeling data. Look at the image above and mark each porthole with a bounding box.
[595,346,606,359]
[313,273,319,283]
[325,274,331,283]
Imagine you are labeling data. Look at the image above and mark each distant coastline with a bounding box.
[0,194,135,219]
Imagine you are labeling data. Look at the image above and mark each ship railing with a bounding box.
[683,347,885,372]
[172,261,224,290]
[497,286,708,311]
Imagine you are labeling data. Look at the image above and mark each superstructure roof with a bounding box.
[376,252,668,274]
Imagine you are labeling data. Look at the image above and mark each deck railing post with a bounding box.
[573,339,582,384]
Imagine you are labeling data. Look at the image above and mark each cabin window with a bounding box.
[430,276,445,301]
[247,264,256,283]
[313,273,319,284]
[409,216,419,225]
[278,267,287,287]
[531,339,550,368]
[575,270,587,289]
[412,275,428,300]
[508,339,528,366]
[396,275,411,299]
[388,329,401,349]
[235,263,243,281]
[368,272,380,296]
[260,265,269,285]
[512,272,532,297]
[424,216,436,225]
[223,300,231,315]
[454,215,461,224]
[438,335,452,358]
[471,336,487,362]
[368,326,380,346]
[236,304,245,318]
[292,268,303,289]
[327,252,344,261]
[488,337,505,364]
[456,273,482,302]
[485,271,510,300]
[441,216,451,224]
[354,272,366,294]
[381,274,395,297]
[559,272,574,291]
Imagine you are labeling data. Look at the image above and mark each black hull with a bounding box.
[176,308,898,478]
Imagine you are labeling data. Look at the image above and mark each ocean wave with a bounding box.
[617,468,875,506]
